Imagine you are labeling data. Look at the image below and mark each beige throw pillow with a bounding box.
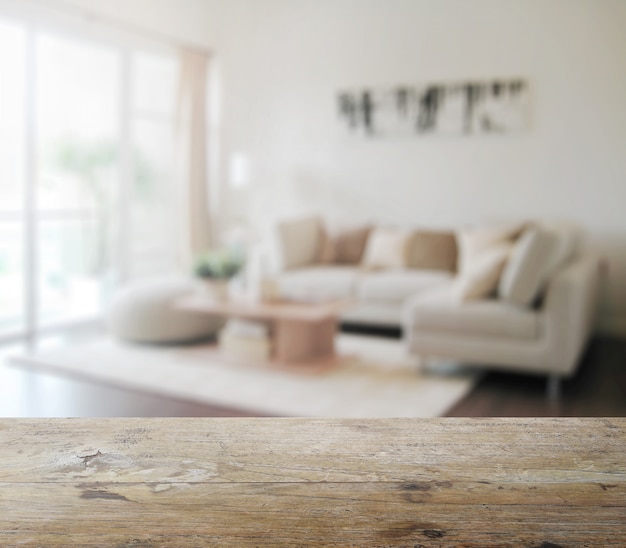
[361,228,410,269]
[406,230,457,272]
[453,243,513,302]
[317,223,373,265]
[316,225,336,264]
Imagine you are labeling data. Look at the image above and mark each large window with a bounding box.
[0,18,26,335]
[0,14,180,339]
[128,51,179,279]
[36,32,121,326]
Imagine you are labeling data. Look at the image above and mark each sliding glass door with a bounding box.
[0,13,181,341]
[36,32,121,326]
[0,19,26,336]
[128,51,179,279]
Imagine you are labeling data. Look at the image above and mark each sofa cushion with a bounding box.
[540,221,583,274]
[357,269,453,304]
[499,221,583,307]
[406,229,457,272]
[361,227,411,269]
[275,266,360,300]
[318,223,373,265]
[498,226,559,306]
[456,222,526,273]
[407,288,539,341]
[275,215,322,270]
[453,243,513,302]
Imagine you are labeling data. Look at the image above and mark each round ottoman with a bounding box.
[106,277,224,344]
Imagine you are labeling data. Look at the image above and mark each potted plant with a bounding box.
[193,248,245,301]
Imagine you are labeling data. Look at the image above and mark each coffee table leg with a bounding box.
[273,317,337,363]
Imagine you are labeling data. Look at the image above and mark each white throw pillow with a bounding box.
[498,226,559,306]
[453,243,513,302]
[539,220,582,275]
[275,216,322,270]
[361,227,410,269]
[456,222,526,274]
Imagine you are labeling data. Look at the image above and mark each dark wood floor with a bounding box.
[446,336,626,417]
[1,329,624,418]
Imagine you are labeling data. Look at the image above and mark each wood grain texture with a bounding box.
[0,418,624,546]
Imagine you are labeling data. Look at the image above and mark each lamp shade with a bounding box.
[229,153,249,188]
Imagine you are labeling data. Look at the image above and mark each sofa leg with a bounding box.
[547,374,562,401]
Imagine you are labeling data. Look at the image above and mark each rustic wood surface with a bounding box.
[0,418,624,546]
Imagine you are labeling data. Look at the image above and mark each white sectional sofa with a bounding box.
[273,217,458,327]
[271,215,600,395]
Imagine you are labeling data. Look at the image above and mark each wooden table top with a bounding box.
[177,295,352,322]
[1,418,624,546]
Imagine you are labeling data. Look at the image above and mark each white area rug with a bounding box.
[11,334,479,418]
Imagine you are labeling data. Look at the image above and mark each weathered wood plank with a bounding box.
[3,480,626,511]
[2,482,625,546]
[1,418,623,484]
[0,418,624,546]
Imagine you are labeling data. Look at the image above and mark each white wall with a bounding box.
[220,0,626,335]
[5,0,626,335]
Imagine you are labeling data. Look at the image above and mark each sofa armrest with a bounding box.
[541,253,601,375]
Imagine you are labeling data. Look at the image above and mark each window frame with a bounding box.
[0,8,181,343]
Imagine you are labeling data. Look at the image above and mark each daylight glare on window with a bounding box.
[0,15,180,337]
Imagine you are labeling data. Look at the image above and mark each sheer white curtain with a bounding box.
[176,48,212,271]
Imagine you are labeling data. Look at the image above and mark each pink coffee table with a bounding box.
[176,296,351,364]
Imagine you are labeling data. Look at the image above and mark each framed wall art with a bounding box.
[338,79,529,137]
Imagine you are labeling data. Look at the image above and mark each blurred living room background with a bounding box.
[1,0,625,417]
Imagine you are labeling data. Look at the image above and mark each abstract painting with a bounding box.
[338,79,529,137]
